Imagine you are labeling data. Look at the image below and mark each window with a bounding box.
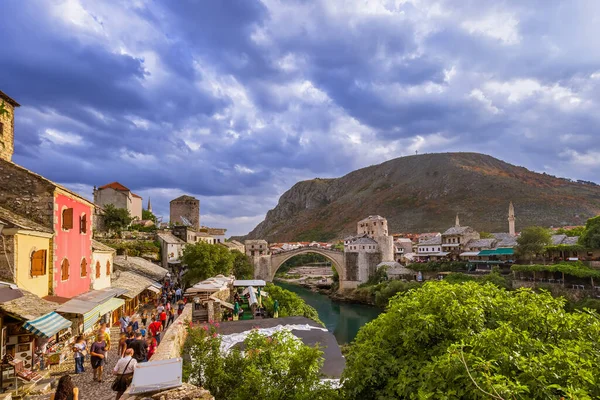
[95,261,101,278]
[106,260,111,276]
[31,250,47,277]
[62,208,73,230]
[80,258,87,277]
[61,259,69,280]
[80,214,87,234]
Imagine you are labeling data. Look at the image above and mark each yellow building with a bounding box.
[0,206,53,298]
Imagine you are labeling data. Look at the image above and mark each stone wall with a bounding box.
[0,234,15,282]
[0,160,55,228]
[0,101,15,162]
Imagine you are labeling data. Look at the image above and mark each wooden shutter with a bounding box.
[106,261,111,276]
[80,214,87,234]
[61,259,69,280]
[80,258,87,277]
[96,261,101,278]
[31,250,46,277]
[62,208,73,230]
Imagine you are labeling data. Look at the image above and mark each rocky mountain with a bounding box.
[245,153,600,242]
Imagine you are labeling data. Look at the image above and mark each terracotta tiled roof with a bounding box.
[131,193,142,198]
[99,182,131,191]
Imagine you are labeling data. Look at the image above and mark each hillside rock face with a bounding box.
[246,153,600,242]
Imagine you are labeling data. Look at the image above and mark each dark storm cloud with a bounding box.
[3,0,600,235]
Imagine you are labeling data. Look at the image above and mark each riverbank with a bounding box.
[275,281,382,344]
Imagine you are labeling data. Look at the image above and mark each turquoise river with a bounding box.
[275,281,382,344]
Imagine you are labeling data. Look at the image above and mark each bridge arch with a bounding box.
[269,248,345,282]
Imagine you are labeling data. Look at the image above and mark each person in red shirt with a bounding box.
[146,336,157,361]
[148,319,163,344]
[159,311,167,329]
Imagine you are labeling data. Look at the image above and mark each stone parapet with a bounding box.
[150,303,192,361]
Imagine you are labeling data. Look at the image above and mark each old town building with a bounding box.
[93,181,143,220]
[91,239,115,290]
[170,195,200,228]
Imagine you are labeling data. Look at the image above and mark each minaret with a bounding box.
[455,214,460,227]
[147,197,152,213]
[508,202,516,236]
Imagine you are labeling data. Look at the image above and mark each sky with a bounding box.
[2,0,600,236]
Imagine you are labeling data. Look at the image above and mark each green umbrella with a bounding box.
[273,300,279,318]
[257,287,262,307]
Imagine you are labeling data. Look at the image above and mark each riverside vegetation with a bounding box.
[183,280,600,399]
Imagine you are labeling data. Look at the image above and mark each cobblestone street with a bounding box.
[37,327,123,400]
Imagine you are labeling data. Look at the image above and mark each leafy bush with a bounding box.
[182,242,235,285]
[511,261,600,279]
[263,283,323,325]
[184,323,338,400]
[406,261,468,272]
[107,240,160,257]
[342,281,600,399]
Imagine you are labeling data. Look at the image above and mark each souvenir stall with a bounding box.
[23,312,73,368]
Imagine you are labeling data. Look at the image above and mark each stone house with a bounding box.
[441,217,480,259]
[201,226,227,244]
[170,195,200,229]
[356,215,394,262]
[394,238,414,263]
[416,236,443,260]
[0,90,19,162]
[93,182,143,220]
[157,232,186,269]
[0,205,53,298]
[91,239,115,290]
[245,240,269,257]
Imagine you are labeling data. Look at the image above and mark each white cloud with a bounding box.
[42,129,84,146]
[461,12,521,45]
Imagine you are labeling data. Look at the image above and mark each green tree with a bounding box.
[102,204,133,232]
[556,226,585,237]
[478,231,494,239]
[263,283,323,325]
[516,226,552,262]
[184,325,338,400]
[142,208,157,223]
[342,281,600,399]
[579,216,600,249]
[231,250,254,279]
[181,242,235,285]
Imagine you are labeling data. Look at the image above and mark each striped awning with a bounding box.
[83,305,103,333]
[96,297,124,317]
[23,312,72,338]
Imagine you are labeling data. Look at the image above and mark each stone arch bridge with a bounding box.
[252,247,358,291]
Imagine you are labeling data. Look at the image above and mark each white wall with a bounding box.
[92,251,113,290]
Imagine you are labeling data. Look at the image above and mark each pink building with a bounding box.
[53,191,94,298]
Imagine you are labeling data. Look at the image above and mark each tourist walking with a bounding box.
[141,310,148,327]
[146,335,157,361]
[112,348,137,400]
[130,317,139,333]
[51,375,79,400]
[166,308,175,328]
[128,332,147,363]
[177,300,185,316]
[119,315,130,334]
[159,309,167,329]
[118,333,127,358]
[90,335,107,383]
[72,336,86,374]
[148,318,163,344]
[175,287,182,302]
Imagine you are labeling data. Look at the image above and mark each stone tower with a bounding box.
[147,197,152,213]
[455,214,460,227]
[357,215,394,262]
[508,202,516,236]
[0,91,21,162]
[170,195,200,229]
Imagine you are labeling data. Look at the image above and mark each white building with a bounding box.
[91,240,115,290]
[156,232,186,270]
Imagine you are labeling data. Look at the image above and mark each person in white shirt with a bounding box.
[156,304,165,314]
[112,348,137,399]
